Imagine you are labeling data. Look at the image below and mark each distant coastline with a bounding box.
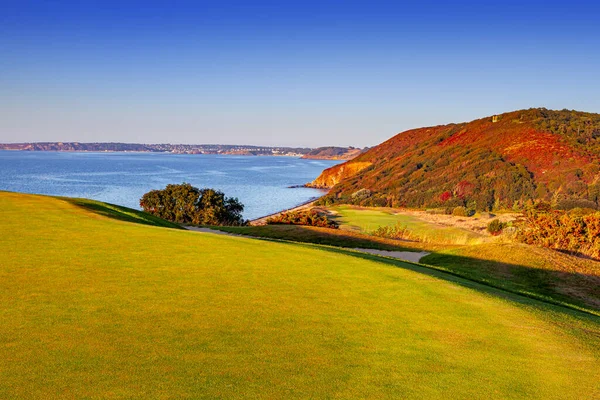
[0,142,361,160]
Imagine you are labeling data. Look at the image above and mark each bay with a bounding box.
[0,151,341,220]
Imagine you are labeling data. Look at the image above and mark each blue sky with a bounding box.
[1,0,599,147]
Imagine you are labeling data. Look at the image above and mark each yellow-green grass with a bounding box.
[63,196,184,229]
[1,192,600,398]
[216,224,600,315]
[320,206,600,312]
[332,205,484,245]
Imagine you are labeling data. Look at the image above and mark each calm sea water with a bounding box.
[0,151,341,220]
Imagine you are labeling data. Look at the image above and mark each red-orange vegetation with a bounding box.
[314,108,600,211]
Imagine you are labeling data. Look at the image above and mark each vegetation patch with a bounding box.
[516,206,600,259]
[487,219,507,235]
[266,209,338,228]
[371,222,415,241]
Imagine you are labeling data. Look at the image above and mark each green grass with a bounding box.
[217,224,600,315]
[332,205,484,244]
[63,196,184,229]
[219,204,600,314]
[1,192,600,398]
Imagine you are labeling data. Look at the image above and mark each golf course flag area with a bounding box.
[1,191,599,398]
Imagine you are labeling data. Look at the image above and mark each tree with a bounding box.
[140,183,245,226]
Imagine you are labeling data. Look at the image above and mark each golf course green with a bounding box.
[1,192,599,398]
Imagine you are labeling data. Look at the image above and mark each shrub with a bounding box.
[568,207,598,217]
[266,210,338,229]
[452,206,468,217]
[556,198,598,211]
[351,188,372,202]
[515,209,600,259]
[439,191,453,202]
[363,195,389,207]
[140,183,245,226]
[487,219,506,235]
[371,223,414,241]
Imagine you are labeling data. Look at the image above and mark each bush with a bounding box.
[371,223,414,241]
[452,206,468,217]
[140,183,245,226]
[556,199,598,211]
[351,189,372,202]
[266,210,338,229]
[487,219,506,235]
[515,209,600,259]
[568,207,598,217]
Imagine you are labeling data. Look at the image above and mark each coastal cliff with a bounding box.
[307,161,372,188]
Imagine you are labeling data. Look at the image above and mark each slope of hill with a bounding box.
[301,146,364,160]
[311,108,600,210]
[2,191,599,398]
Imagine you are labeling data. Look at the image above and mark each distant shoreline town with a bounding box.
[0,142,364,160]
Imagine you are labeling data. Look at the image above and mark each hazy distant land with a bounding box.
[0,142,362,159]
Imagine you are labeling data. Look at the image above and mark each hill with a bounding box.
[1,191,599,398]
[310,108,600,210]
[301,146,364,160]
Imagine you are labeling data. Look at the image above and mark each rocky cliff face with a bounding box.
[307,161,372,188]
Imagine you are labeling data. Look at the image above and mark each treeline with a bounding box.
[535,108,600,154]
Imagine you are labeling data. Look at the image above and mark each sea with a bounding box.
[0,151,341,220]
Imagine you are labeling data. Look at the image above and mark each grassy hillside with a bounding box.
[1,192,600,398]
[313,108,600,210]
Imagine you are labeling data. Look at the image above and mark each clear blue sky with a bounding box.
[1,0,599,147]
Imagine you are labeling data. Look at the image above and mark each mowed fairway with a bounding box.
[332,205,483,244]
[1,193,599,399]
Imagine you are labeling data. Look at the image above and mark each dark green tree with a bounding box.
[140,183,245,226]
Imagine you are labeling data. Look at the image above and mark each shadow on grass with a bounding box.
[218,224,440,252]
[64,198,183,230]
[301,244,600,321]
[213,225,600,318]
